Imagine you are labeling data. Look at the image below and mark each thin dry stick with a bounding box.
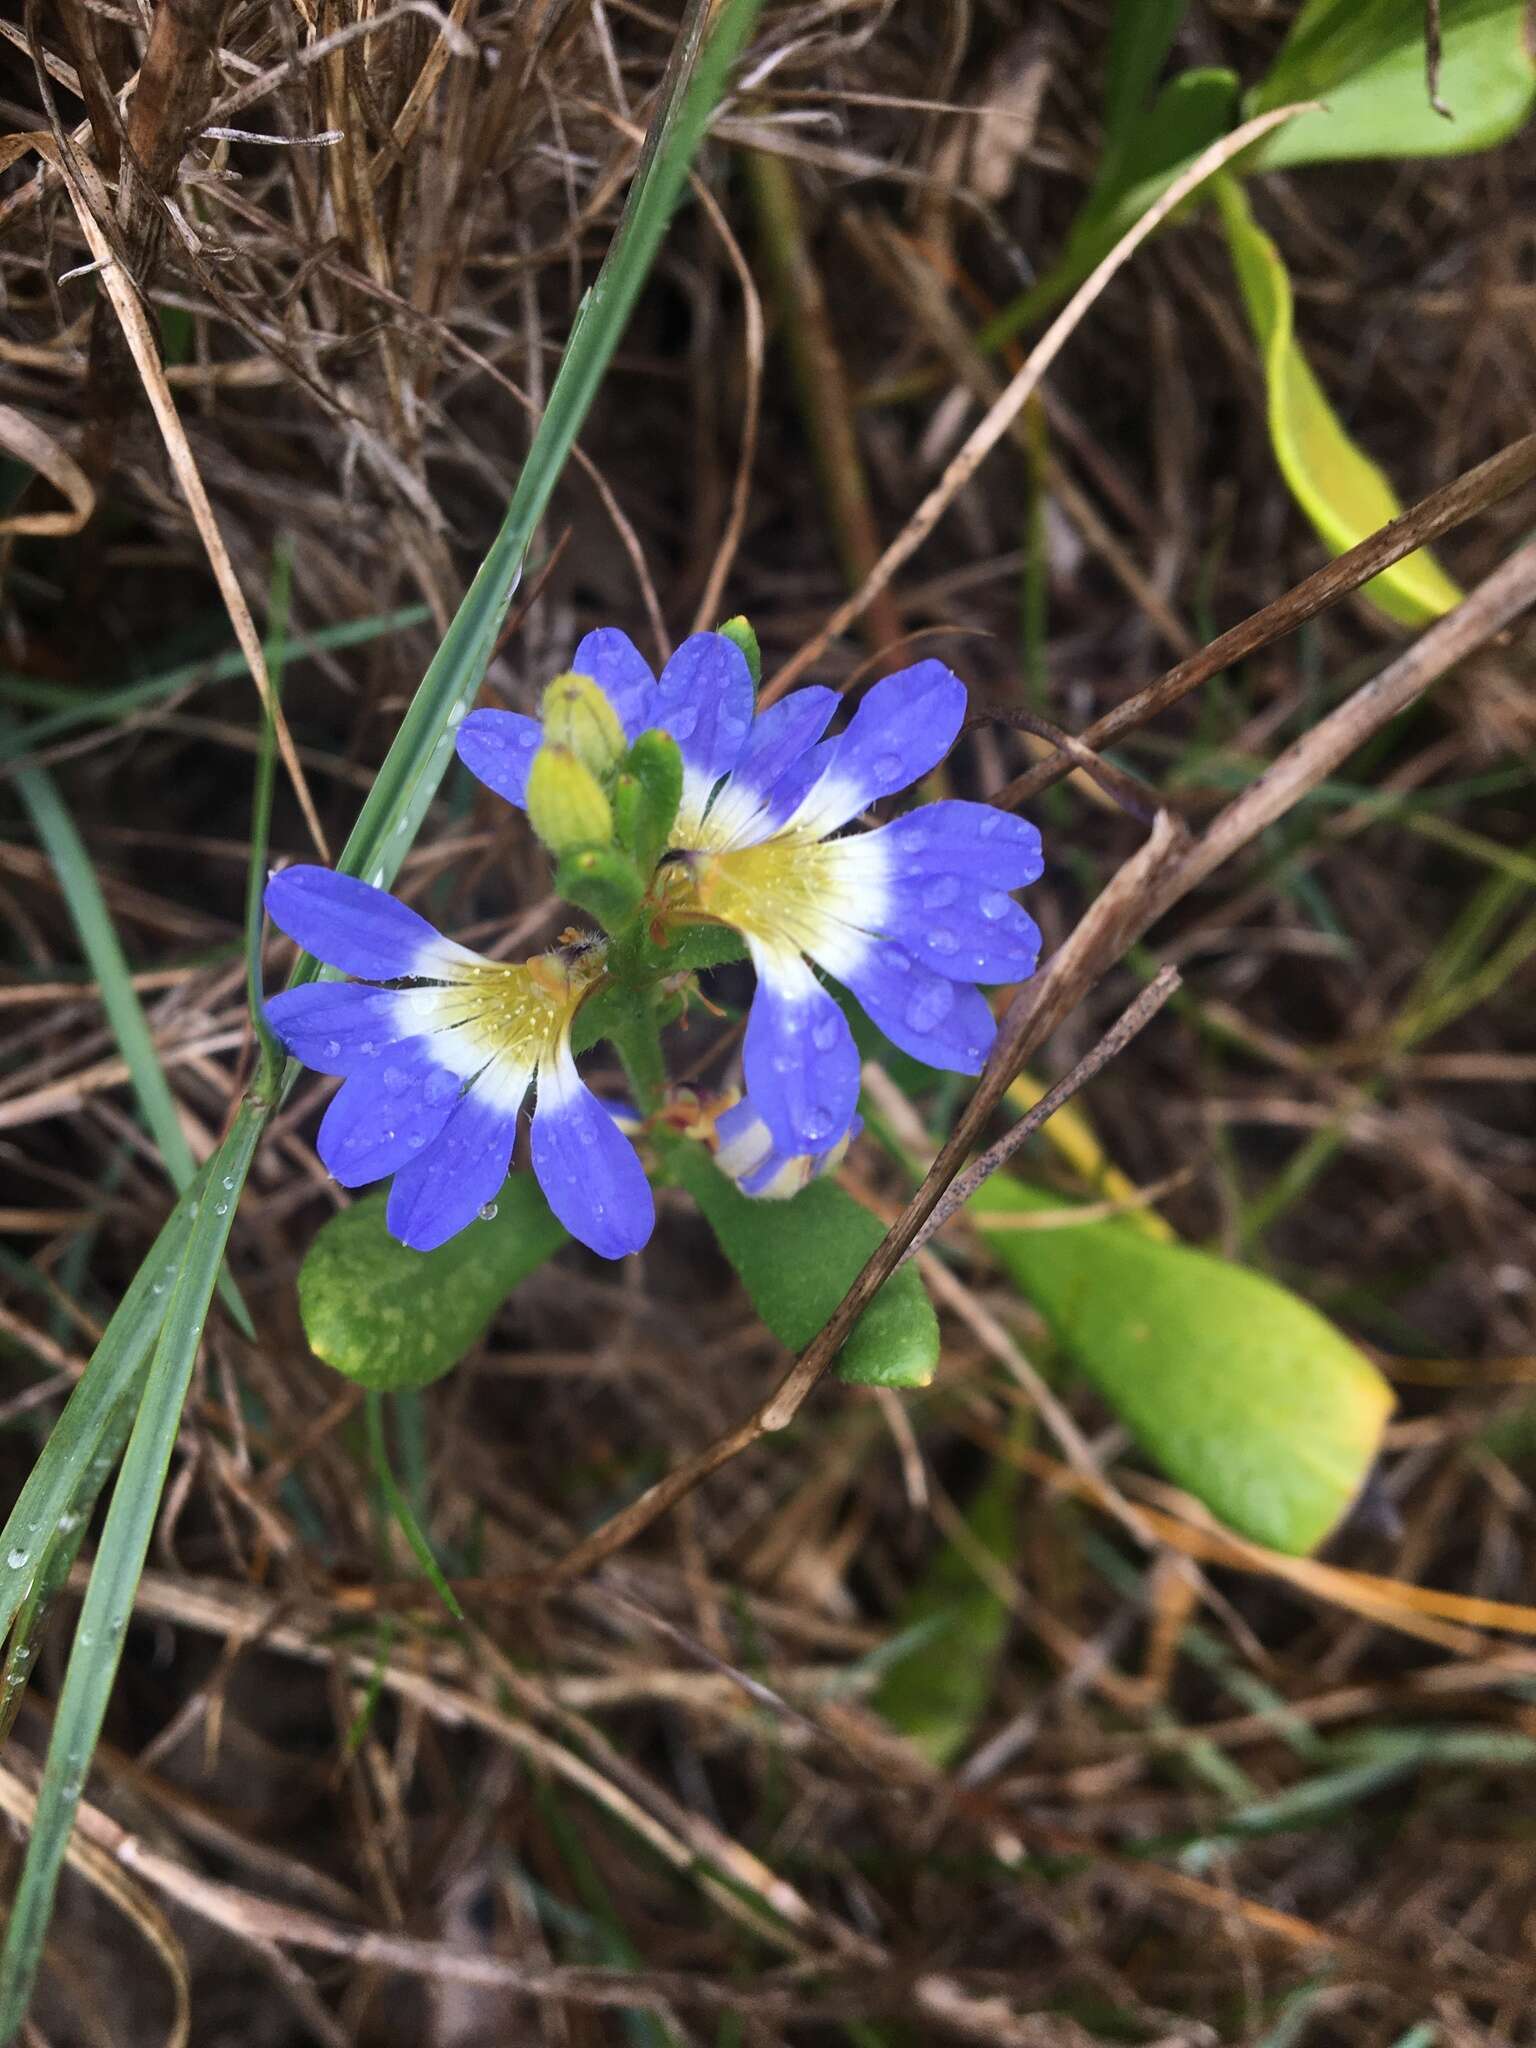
[991,429,1536,810]
[759,100,1315,702]
[23,136,330,858]
[901,964,1182,1263]
[539,539,1536,1590]
[691,172,766,632]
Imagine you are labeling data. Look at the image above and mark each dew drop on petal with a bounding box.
[668,705,699,740]
[903,827,928,853]
[873,753,902,782]
[810,1016,839,1053]
[423,1068,457,1106]
[803,1108,835,1143]
[904,980,954,1034]
[979,892,1010,921]
[928,926,958,955]
[978,811,1001,838]
[884,947,912,975]
[921,876,960,910]
[478,1202,498,1222]
[382,1064,409,1093]
[358,1040,376,1057]
[324,1039,342,1058]
[772,1054,796,1076]
[407,1133,427,1149]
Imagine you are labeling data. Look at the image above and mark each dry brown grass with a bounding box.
[3,2,1536,2042]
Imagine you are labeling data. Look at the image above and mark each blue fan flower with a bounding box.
[713,1096,861,1200]
[458,628,1044,1160]
[262,867,653,1258]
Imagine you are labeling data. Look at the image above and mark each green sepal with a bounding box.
[555,844,646,933]
[649,922,748,975]
[672,1145,939,1388]
[716,614,761,689]
[614,728,683,873]
[299,1180,567,1391]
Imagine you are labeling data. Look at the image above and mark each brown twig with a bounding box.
[989,430,1536,812]
[759,101,1314,703]
[900,965,1183,1264]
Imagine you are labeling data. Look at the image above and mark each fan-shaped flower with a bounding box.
[262,867,652,1258]
[457,628,1044,1159]
[713,1095,861,1201]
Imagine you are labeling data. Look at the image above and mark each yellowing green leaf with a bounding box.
[299,1178,566,1391]
[969,1178,1394,1555]
[1248,0,1536,170]
[673,1146,939,1388]
[1216,175,1461,627]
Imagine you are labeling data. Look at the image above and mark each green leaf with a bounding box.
[672,1146,939,1388]
[1247,0,1536,169]
[979,67,1239,351]
[969,1178,1394,1555]
[872,1446,1020,1765]
[299,1180,567,1392]
[1215,175,1462,628]
[1103,0,1194,158]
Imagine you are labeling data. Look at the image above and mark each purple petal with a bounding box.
[265,867,463,982]
[880,800,1044,891]
[385,1087,523,1252]
[316,1036,467,1188]
[265,982,410,1075]
[716,1096,862,1199]
[742,949,861,1154]
[838,939,996,1075]
[789,660,968,836]
[571,627,659,740]
[531,1058,654,1258]
[878,879,1042,984]
[456,709,541,809]
[703,687,838,845]
[654,633,755,811]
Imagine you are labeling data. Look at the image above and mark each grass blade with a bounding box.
[9,737,196,1192]
[0,1104,263,2034]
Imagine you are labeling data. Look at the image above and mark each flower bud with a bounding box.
[526,744,613,856]
[540,671,626,776]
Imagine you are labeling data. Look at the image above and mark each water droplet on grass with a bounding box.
[478,1202,498,1221]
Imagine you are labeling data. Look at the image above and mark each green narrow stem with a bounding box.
[606,993,666,1116]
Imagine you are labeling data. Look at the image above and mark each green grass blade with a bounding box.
[364,1393,464,1623]
[246,543,289,1081]
[0,1103,263,2035]
[0,604,430,760]
[0,1167,217,1647]
[9,736,196,1192]
[325,0,764,910]
[9,728,254,1335]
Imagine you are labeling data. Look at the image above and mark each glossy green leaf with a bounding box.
[299,1180,567,1391]
[979,67,1239,351]
[1248,0,1536,169]
[873,1446,1021,1764]
[673,1147,939,1388]
[969,1178,1394,1555]
[1215,175,1462,627]
[1104,0,1197,159]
